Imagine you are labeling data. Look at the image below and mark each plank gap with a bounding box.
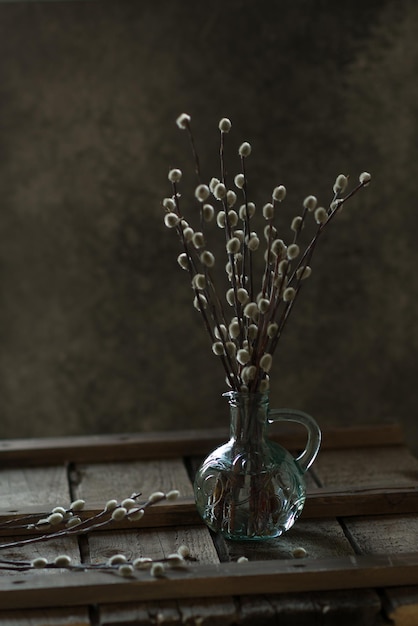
[183,455,197,485]
[67,462,81,503]
[78,534,91,566]
[336,517,364,556]
[88,603,101,626]
[209,530,231,564]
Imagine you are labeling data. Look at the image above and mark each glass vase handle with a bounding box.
[268,408,321,473]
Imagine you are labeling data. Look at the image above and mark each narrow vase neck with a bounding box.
[225,391,270,445]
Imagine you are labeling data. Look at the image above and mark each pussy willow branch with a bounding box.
[168,114,371,393]
[183,119,202,184]
[0,493,170,552]
[269,180,369,356]
[170,183,239,389]
[239,155,254,302]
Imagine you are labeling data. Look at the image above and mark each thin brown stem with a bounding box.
[184,120,202,183]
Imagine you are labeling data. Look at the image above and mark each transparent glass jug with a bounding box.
[194,391,321,540]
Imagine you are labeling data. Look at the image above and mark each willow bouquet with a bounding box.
[163,113,371,393]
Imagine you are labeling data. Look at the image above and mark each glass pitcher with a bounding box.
[194,391,321,541]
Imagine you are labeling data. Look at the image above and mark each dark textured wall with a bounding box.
[0,0,417,449]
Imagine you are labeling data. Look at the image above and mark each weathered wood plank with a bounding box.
[239,589,381,626]
[0,466,71,510]
[338,514,418,556]
[0,423,404,466]
[313,445,418,490]
[0,608,90,626]
[100,600,182,626]
[100,595,238,626]
[71,459,194,505]
[224,518,356,563]
[88,526,220,567]
[0,464,81,581]
[0,535,81,578]
[303,485,418,518]
[101,596,238,626]
[0,553,417,610]
[176,597,238,626]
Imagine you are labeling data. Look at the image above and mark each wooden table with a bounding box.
[0,423,417,625]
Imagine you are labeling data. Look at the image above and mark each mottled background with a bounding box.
[0,0,417,450]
